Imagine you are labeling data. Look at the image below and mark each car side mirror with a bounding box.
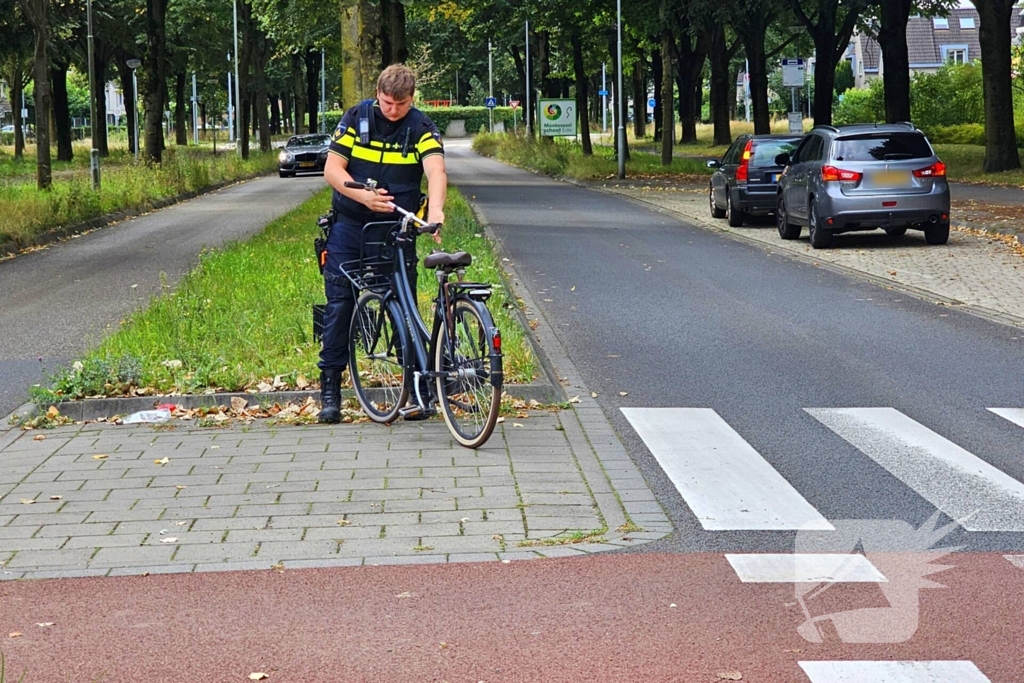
[706,159,720,169]
[775,153,792,166]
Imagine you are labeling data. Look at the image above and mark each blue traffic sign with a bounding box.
[484,97,497,109]
[598,89,609,96]
[648,98,656,108]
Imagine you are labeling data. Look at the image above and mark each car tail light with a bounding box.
[736,139,753,182]
[821,165,862,182]
[913,161,946,178]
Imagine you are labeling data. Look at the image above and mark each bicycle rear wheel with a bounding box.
[349,291,409,423]
[435,299,502,448]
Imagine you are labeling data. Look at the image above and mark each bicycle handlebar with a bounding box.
[343,180,440,235]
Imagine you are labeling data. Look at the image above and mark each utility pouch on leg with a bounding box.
[314,210,334,275]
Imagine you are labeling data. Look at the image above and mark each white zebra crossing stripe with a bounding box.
[725,554,887,583]
[621,408,833,531]
[798,660,991,682]
[988,408,1024,430]
[807,408,1024,532]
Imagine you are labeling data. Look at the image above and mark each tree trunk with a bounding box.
[51,60,73,162]
[743,29,771,134]
[270,94,280,135]
[633,57,646,139]
[305,48,320,133]
[571,28,593,155]
[708,24,732,145]
[292,53,305,133]
[790,0,865,127]
[651,46,663,143]
[674,22,706,144]
[537,31,554,98]
[12,71,25,159]
[607,32,628,162]
[975,0,1021,171]
[143,0,168,162]
[878,0,912,123]
[253,34,271,151]
[94,55,109,156]
[389,0,407,64]
[379,0,393,69]
[239,0,253,158]
[175,70,188,145]
[660,26,674,166]
[21,0,52,188]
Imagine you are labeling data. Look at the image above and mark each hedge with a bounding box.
[321,106,520,138]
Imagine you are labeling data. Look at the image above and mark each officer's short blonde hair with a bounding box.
[377,65,416,100]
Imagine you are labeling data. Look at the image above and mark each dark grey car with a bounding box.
[774,123,951,248]
[708,134,802,227]
[278,134,331,178]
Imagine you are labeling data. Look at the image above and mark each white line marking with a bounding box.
[807,408,1024,532]
[1005,555,1024,571]
[725,554,887,583]
[799,660,991,682]
[988,408,1024,430]
[621,408,832,530]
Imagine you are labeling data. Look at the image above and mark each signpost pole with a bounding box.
[602,63,607,134]
[616,0,625,179]
[86,0,100,189]
[525,21,531,137]
[488,40,494,134]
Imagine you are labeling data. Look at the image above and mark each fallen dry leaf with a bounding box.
[717,673,742,681]
[591,392,598,398]
[49,495,62,501]
[296,374,309,389]
[92,454,108,460]
[513,422,524,428]
[33,434,45,441]
[496,416,505,423]
[271,563,285,572]
[336,519,351,526]
[619,391,629,397]
[568,396,581,404]
[231,397,248,412]
[19,499,35,505]
[249,674,269,681]
[570,285,576,291]
[396,591,412,598]
[46,406,59,419]
[154,457,169,465]
[36,622,54,628]
[159,537,178,544]
[8,632,21,638]
[175,521,188,526]
[175,485,187,490]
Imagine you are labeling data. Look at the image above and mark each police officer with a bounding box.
[318,64,447,423]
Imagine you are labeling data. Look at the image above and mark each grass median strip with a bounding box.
[0,143,278,246]
[32,184,536,403]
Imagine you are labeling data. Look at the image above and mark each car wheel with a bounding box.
[726,189,745,227]
[776,193,801,240]
[808,199,833,249]
[709,185,726,219]
[885,227,907,238]
[925,222,950,245]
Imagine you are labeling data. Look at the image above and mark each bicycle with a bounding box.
[338,179,504,449]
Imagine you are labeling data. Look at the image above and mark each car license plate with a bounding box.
[872,170,911,187]
[299,162,316,168]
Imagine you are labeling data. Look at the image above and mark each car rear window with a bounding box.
[751,139,799,165]
[831,134,932,162]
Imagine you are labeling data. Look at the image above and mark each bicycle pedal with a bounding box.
[399,406,436,421]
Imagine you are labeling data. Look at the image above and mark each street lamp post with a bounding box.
[233,0,241,154]
[227,53,234,142]
[616,0,625,179]
[86,0,100,189]
[126,58,141,162]
[525,21,531,136]
[488,40,494,134]
[321,47,326,134]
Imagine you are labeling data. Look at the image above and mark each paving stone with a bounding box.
[281,558,363,569]
[383,523,462,538]
[143,530,225,545]
[108,564,193,577]
[333,538,420,557]
[302,526,382,541]
[191,517,269,531]
[5,548,95,568]
[64,534,148,549]
[171,543,257,564]
[254,540,339,560]
[235,503,310,517]
[226,528,305,543]
[35,523,116,538]
[9,511,89,526]
[23,568,112,579]
[383,498,458,513]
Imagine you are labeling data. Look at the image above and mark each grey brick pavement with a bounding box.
[0,410,670,579]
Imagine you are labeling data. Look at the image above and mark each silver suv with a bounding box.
[774,123,950,248]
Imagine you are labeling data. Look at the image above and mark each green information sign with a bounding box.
[537,99,577,137]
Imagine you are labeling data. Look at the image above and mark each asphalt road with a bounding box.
[445,139,1024,556]
[0,175,324,418]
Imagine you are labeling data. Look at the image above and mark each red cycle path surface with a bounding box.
[1,553,1021,682]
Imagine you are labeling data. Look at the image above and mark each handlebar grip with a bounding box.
[420,223,442,235]
[343,181,366,189]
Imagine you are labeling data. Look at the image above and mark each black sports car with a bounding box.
[278,134,331,177]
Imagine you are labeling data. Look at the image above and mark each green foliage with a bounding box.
[926,123,986,146]
[833,80,886,125]
[834,60,855,97]
[910,63,985,130]
[40,186,536,400]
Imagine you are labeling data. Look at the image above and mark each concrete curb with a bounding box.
[0,171,273,259]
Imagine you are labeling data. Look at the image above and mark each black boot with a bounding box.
[318,369,342,423]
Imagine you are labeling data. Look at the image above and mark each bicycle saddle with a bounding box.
[423,251,473,270]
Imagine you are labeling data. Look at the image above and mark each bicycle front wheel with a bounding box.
[435,299,503,448]
[349,291,410,423]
